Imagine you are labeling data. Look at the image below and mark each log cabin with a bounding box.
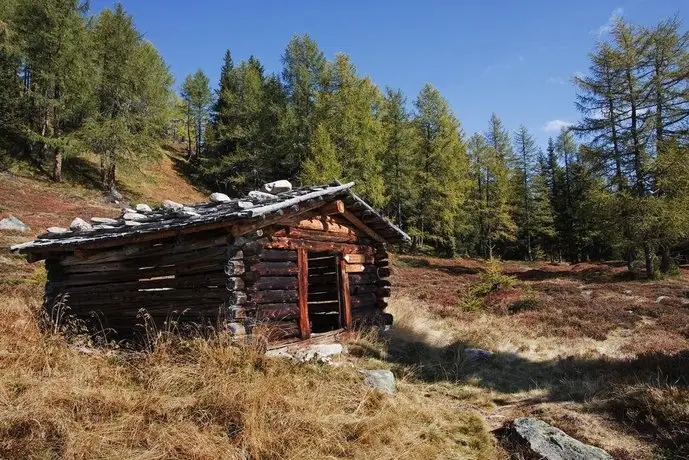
[10,181,410,345]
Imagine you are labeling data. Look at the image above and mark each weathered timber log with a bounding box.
[339,257,352,329]
[307,255,339,267]
[347,273,379,285]
[349,284,390,297]
[228,291,247,305]
[59,233,231,266]
[307,290,340,302]
[248,261,298,276]
[377,279,391,287]
[260,249,298,261]
[318,200,345,216]
[58,244,230,272]
[287,228,360,243]
[351,293,378,308]
[227,277,244,291]
[341,210,385,243]
[374,259,389,267]
[266,237,375,255]
[344,263,365,273]
[254,303,299,321]
[248,289,299,304]
[224,260,245,276]
[306,302,341,314]
[62,288,227,304]
[46,272,228,294]
[247,276,298,291]
[297,247,310,339]
[296,217,354,234]
[343,253,374,264]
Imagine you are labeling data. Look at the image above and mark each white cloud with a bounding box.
[591,7,623,36]
[543,119,573,132]
[547,77,565,85]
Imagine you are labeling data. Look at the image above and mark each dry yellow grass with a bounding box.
[0,290,497,459]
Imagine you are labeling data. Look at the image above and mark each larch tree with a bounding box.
[281,34,327,181]
[12,0,93,181]
[381,87,416,229]
[512,125,539,260]
[411,83,469,255]
[301,123,342,184]
[180,69,212,160]
[84,3,173,192]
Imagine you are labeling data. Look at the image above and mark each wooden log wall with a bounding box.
[44,230,238,339]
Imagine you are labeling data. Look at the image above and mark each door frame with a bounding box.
[297,247,352,339]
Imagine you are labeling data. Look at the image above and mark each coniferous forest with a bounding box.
[1,2,689,278]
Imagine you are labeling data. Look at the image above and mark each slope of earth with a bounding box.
[389,255,689,459]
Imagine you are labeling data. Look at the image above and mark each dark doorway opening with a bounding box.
[306,252,343,333]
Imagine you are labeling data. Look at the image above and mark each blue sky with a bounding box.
[91,0,688,148]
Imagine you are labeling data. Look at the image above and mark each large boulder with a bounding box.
[360,369,396,395]
[502,418,613,460]
[0,215,30,232]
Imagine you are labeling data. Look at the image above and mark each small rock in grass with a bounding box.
[69,217,92,232]
[656,296,671,304]
[503,417,613,460]
[360,369,396,394]
[162,199,183,211]
[0,215,30,232]
[262,180,292,194]
[623,289,632,295]
[135,203,152,213]
[209,192,231,203]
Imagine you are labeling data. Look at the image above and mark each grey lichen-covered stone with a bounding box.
[162,199,183,211]
[506,418,613,460]
[0,215,30,232]
[266,343,343,364]
[124,220,143,227]
[69,217,92,232]
[236,200,254,209]
[360,369,396,394]
[90,217,119,225]
[135,203,152,213]
[656,295,671,304]
[262,180,292,194]
[248,190,276,201]
[122,212,147,222]
[47,226,69,234]
[209,192,231,203]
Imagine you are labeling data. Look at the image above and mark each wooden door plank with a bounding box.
[297,247,311,339]
[339,258,352,330]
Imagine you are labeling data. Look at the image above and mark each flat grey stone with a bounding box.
[90,217,119,225]
[507,418,613,460]
[124,221,143,227]
[47,226,68,234]
[236,200,254,209]
[122,212,148,222]
[135,203,152,213]
[0,215,30,232]
[69,217,92,232]
[262,180,292,194]
[266,343,343,364]
[209,192,231,203]
[162,199,183,211]
[360,369,396,394]
[248,190,276,201]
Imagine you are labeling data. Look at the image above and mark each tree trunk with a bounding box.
[186,109,193,160]
[53,147,62,182]
[660,245,672,273]
[644,242,654,278]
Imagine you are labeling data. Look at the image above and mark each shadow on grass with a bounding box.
[379,329,689,457]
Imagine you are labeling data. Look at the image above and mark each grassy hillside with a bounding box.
[2,155,689,458]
